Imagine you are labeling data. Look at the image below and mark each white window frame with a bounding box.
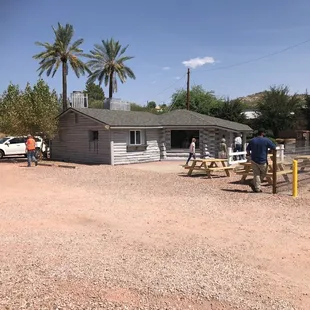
[129,130,142,145]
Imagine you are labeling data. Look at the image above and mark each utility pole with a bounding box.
[186,68,190,110]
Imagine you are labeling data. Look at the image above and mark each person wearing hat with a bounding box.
[25,134,38,167]
[246,128,276,193]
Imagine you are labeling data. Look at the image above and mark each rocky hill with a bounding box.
[238,92,264,107]
[238,92,306,108]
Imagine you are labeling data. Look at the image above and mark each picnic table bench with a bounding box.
[185,158,234,178]
[236,160,292,184]
[294,155,310,171]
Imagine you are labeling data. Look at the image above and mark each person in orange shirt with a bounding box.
[25,134,38,167]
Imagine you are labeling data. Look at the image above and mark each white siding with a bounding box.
[112,129,161,165]
[51,112,111,164]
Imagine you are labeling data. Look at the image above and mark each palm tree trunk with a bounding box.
[109,71,114,99]
[62,61,68,111]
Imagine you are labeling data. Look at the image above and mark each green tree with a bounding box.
[211,98,247,123]
[147,101,156,110]
[304,93,310,130]
[256,85,303,137]
[170,85,222,115]
[33,23,89,111]
[85,82,105,101]
[0,80,59,137]
[84,82,105,109]
[130,103,147,111]
[86,38,136,98]
[0,84,22,134]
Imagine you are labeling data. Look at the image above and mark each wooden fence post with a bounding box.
[227,147,232,166]
[272,149,277,194]
[280,144,285,162]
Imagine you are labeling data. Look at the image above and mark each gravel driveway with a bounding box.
[0,161,310,310]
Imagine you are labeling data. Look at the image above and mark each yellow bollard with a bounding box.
[292,160,298,198]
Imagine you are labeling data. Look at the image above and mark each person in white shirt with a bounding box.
[234,134,243,159]
[186,138,196,165]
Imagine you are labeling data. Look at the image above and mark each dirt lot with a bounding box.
[1,160,310,310]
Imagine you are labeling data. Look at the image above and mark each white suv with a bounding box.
[0,136,47,159]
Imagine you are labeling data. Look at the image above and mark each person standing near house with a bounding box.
[234,134,242,160]
[25,134,38,167]
[246,129,276,193]
[186,138,196,166]
[218,138,227,159]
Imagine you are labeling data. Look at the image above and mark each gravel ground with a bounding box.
[1,160,310,310]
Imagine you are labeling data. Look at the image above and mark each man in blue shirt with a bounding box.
[246,128,276,192]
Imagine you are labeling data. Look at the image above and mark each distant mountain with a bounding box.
[238,92,265,108]
[238,92,306,108]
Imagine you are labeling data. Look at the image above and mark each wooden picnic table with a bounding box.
[236,160,292,184]
[294,155,310,171]
[185,158,234,178]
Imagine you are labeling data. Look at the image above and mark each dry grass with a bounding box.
[0,161,310,309]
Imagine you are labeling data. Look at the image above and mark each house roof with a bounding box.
[158,110,252,132]
[72,108,160,127]
[63,108,252,132]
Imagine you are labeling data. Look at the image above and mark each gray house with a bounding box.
[51,107,252,165]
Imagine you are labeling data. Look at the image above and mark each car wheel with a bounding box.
[0,150,4,159]
[35,149,42,160]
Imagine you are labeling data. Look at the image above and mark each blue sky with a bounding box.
[1,0,310,105]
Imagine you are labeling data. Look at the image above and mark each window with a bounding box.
[0,138,9,144]
[9,137,24,144]
[129,130,141,145]
[127,130,147,152]
[89,130,99,142]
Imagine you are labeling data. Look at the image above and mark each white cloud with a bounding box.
[151,80,156,84]
[182,56,215,69]
[174,76,181,80]
[162,66,170,70]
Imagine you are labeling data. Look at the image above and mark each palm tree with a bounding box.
[86,38,136,98]
[33,23,89,111]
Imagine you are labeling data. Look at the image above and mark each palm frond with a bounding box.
[123,66,136,79]
[33,22,88,79]
[52,58,62,77]
[116,56,134,63]
[69,38,84,52]
[85,37,135,96]
[37,58,57,76]
[119,45,129,56]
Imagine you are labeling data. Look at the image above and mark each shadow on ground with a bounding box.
[221,188,250,193]
[0,156,27,163]
[178,173,228,179]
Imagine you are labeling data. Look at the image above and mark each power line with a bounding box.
[168,79,188,112]
[194,38,310,73]
[153,73,186,98]
[151,38,310,106]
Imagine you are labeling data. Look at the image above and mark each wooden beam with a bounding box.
[272,149,277,194]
